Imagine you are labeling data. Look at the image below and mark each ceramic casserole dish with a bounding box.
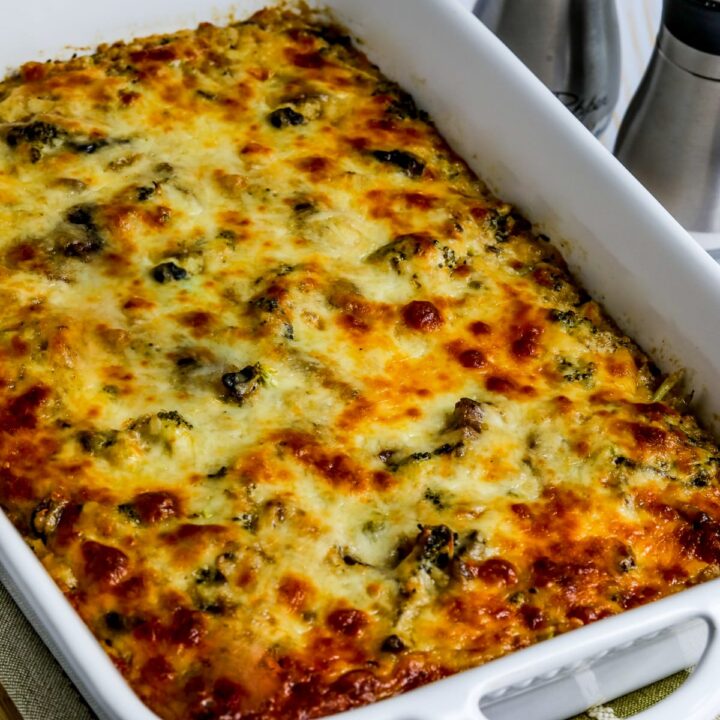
[2,1,720,719]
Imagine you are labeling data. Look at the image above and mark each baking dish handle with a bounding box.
[615,608,720,720]
[616,603,720,720]
[457,598,720,720]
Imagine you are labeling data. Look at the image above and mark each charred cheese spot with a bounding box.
[326,607,368,637]
[511,324,543,359]
[0,7,717,720]
[126,492,180,524]
[276,430,367,491]
[278,574,313,613]
[0,385,51,432]
[82,541,129,587]
[402,301,443,332]
[456,348,487,369]
[458,557,518,585]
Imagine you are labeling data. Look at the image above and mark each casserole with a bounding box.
[7,3,715,717]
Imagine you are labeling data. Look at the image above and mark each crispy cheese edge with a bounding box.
[0,7,719,719]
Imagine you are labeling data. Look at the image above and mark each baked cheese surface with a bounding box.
[1,8,720,719]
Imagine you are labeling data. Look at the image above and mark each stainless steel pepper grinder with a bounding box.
[473,0,621,136]
[615,0,720,233]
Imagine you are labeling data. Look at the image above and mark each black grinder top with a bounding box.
[663,0,720,54]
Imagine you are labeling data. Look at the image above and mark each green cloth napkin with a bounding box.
[0,581,94,720]
[0,578,713,720]
[569,670,705,720]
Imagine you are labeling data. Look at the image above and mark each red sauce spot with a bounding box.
[132,491,179,524]
[458,349,486,369]
[140,656,175,685]
[0,385,51,433]
[290,51,326,69]
[327,608,368,637]
[469,321,491,336]
[486,375,516,394]
[630,423,668,449]
[470,206,489,220]
[82,541,129,586]
[464,558,518,585]
[520,605,545,630]
[402,301,443,332]
[511,324,543,359]
[167,608,205,646]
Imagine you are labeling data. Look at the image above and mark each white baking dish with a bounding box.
[3,1,720,719]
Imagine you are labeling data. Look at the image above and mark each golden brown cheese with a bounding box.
[1,7,720,719]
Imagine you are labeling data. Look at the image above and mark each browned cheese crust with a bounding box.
[0,7,719,719]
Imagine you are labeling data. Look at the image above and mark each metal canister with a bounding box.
[474,0,621,135]
[615,0,720,233]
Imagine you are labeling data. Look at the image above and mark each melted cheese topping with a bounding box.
[1,8,720,719]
